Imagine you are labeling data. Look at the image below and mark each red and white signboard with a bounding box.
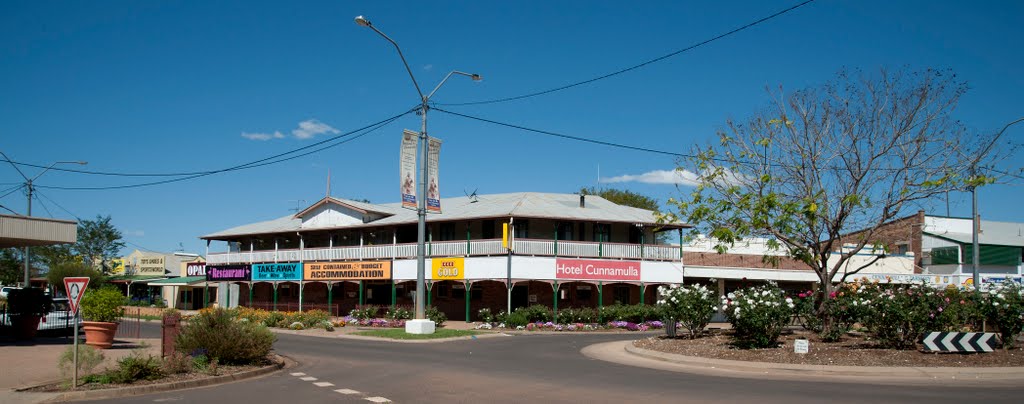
[63,277,90,314]
[555,259,641,281]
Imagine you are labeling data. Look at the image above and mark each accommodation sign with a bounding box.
[206,264,252,282]
[303,261,392,281]
[431,257,464,280]
[555,259,641,281]
[186,262,207,277]
[252,263,302,281]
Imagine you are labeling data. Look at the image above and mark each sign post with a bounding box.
[63,277,90,389]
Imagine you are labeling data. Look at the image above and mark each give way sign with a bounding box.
[63,277,90,314]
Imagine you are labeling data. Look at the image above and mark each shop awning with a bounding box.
[108,276,166,284]
[145,276,207,287]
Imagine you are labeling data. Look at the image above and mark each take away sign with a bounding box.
[64,277,90,314]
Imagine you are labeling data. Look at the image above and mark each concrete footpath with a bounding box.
[582,340,1024,387]
[0,335,160,403]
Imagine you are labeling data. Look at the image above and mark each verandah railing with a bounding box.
[208,238,681,264]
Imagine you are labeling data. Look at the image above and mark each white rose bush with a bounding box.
[657,284,718,339]
[722,283,794,348]
[984,280,1024,349]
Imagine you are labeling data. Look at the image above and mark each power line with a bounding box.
[437,0,817,107]
[34,190,81,221]
[433,107,688,158]
[4,107,415,179]
[0,204,18,215]
[0,184,24,200]
[33,193,54,218]
[35,110,411,191]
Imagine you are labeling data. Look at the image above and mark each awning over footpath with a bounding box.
[108,275,166,284]
[145,276,207,287]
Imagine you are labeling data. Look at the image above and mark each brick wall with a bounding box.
[838,210,925,272]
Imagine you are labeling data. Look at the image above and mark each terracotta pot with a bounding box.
[82,321,119,349]
[10,315,42,340]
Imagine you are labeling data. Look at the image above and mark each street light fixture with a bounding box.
[355,15,481,333]
[968,117,1023,290]
[0,155,88,286]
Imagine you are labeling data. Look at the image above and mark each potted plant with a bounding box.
[80,286,126,349]
[6,287,53,340]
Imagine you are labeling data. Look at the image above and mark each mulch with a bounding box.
[633,330,1024,367]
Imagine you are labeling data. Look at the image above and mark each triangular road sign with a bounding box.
[64,277,90,314]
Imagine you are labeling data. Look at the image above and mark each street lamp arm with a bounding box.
[357,18,425,101]
[426,71,482,101]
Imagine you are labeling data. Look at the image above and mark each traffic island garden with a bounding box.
[634,279,1024,367]
[26,307,281,394]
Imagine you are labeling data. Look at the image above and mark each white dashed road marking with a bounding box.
[313,382,334,387]
[290,372,306,376]
[299,376,318,381]
[364,397,392,403]
[335,389,360,395]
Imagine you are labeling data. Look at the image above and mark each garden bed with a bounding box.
[634,330,1024,367]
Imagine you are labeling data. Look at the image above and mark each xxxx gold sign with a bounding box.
[303,261,392,281]
[431,257,465,280]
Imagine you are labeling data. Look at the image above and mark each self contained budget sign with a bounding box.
[303,261,392,281]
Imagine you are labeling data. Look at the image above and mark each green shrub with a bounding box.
[350,305,379,320]
[520,305,552,322]
[45,263,105,293]
[58,344,105,380]
[723,283,793,349]
[658,284,717,339]
[477,308,494,323]
[112,353,164,384]
[426,306,447,327]
[80,286,126,323]
[386,306,413,320]
[176,307,276,365]
[285,309,330,328]
[161,351,191,375]
[599,304,661,323]
[503,310,529,328]
[263,311,285,327]
[558,307,598,323]
[984,280,1024,349]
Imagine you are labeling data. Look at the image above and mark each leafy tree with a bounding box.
[33,244,78,269]
[73,215,125,273]
[580,187,670,243]
[661,68,991,334]
[45,262,105,294]
[0,248,22,285]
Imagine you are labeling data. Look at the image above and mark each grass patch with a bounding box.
[352,329,481,340]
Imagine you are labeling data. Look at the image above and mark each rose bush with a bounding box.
[722,283,794,349]
[657,283,718,339]
[983,280,1024,349]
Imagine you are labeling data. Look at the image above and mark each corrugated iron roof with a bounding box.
[201,192,687,240]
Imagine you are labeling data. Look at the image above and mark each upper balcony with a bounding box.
[206,238,682,265]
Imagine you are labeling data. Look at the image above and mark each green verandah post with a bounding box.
[327,282,334,316]
[465,281,471,323]
[552,280,559,323]
[427,281,432,306]
[358,280,364,306]
[639,282,646,306]
[203,283,209,308]
[273,282,278,311]
[248,282,253,306]
[391,281,397,307]
[598,281,603,322]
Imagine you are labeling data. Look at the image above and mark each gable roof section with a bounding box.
[293,197,396,219]
[201,192,688,240]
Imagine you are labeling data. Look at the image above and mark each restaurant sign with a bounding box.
[555,259,641,281]
[206,264,252,282]
[303,261,392,281]
[252,263,302,281]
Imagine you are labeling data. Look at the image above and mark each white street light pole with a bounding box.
[0,154,88,287]
[355,16,481,326]
[968,117,1023,289]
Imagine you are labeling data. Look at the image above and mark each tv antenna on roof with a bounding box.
[288,199,306,213]
[464,188,479,203]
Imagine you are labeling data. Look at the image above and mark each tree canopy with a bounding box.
[662,68,994,320]
[580,187,660,211]
[74,215,125,272]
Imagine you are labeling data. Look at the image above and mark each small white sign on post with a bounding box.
[63,277,90,389]
[794,339,809,354]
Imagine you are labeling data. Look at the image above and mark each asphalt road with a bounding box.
[93,326,1024,403]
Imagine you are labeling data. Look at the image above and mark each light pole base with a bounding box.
[405,319,436,334]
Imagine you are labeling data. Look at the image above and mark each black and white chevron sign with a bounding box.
[922,332,997,353]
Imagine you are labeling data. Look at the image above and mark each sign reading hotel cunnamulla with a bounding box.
[431,257,465,280]
[252,263,302,281]
[555,259,641,281]
[206,264,252,282]
[303,261,392,281]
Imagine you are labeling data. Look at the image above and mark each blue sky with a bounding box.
[1,0,1021,256]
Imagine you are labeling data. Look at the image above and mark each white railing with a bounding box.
[208,239,681,264]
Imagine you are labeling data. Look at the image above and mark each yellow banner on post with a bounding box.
[502,223,509,249]
[431,257,465,280]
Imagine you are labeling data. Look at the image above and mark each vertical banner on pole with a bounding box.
[426,136,442,214]
[400,130,418,210]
